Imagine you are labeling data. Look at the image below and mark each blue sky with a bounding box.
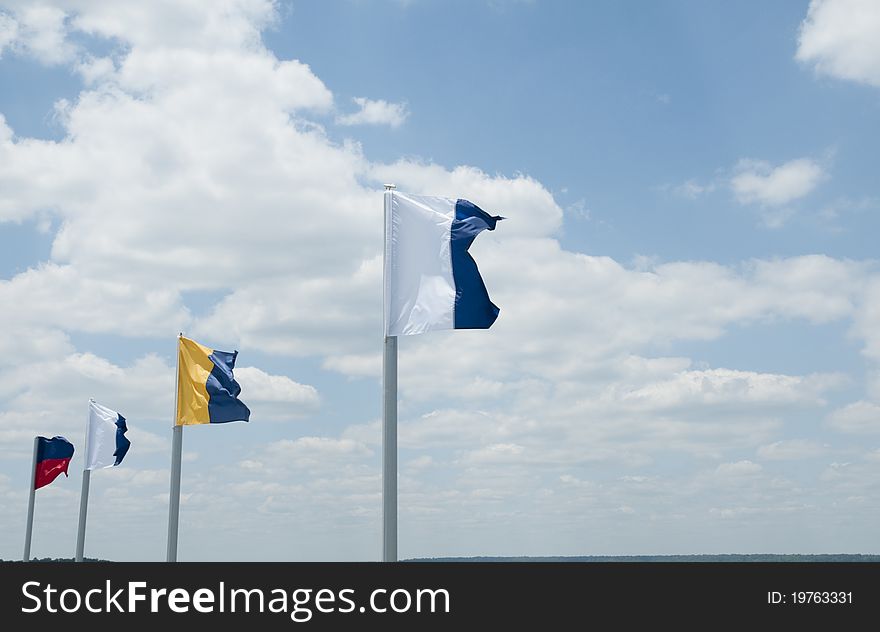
[1,0,879,561]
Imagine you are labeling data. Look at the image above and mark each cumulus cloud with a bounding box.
[234,366,320,421]
[461,443,526,465]
[64,0,277,52]
[731,158,825,208]
[336,97,409,128]
[235,366,318,405]
[827,401,880,434]
[278,436,371,456]
[757,439,825,460]
[0,4,74,64]
[853,279,880,364]
[673,179,715,199]
[0,353,172,421]
[797,0,880,87]
[611,368,841,411]
[240,437,374,474]
[369,162,564,239]
[714,460,763,478]
[0,264,191,337]
[0,350,318,452]
[75,54,115,84]
[369,251,865,405]
[0,12,18,56]
[321,353,381,378]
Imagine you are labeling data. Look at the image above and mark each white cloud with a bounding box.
[0,352,173,426]
[118,50,333,113]
[565,198,591,220]
[731,158,825,208]
[369,162,564,238]
[75,54,115,84]
[612,369,841,411]
[193,255,382,356]
[818,196,878,222]
[827,400,880,434]
[0,326,72,366]
[321,353,381,378]
[757,207,796,230]
[122,429,168,455]
[0,12,17,56]
[42,0,278,53]
[559,474,594,489]
[396,410,526,451]
[0,350,319,452]
[797,0,880,88]
[0,264,191,337]
[714,460,763,478]
[757,439,825,460]
[258,436,373,471]
[406,455,434,470]
[234,366,319,421]
[854,279,880,364]
[367,251,865,402]
[461,442,526,465]
[235,367,318,404]
[0,4,74,65]
[819,458,880,505]
[709,505,794,519]
[673,179,715,199]
[336,97,409,128]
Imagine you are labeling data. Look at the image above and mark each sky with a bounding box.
[0,0,879,561]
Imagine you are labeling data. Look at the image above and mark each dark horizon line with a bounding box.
[4,553,880,563]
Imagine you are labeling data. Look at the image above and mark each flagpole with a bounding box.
[382,336,398,562]
[166,333,183,562]
[75,470,91,562]
[75,400,93,562]
[383,183,398,562]
[23,436,38,562]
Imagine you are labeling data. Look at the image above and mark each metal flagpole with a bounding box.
[75,470,91,562]
[166,334,183,562]
[23,436,38,562]
[383,184,398,562]
[75,400,93,562]
[166,426,182,561]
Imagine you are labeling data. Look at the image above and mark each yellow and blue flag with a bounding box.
[176,336,250,426]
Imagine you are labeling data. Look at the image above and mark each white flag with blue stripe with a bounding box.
[384,191,503,336]
[86,399,131,470]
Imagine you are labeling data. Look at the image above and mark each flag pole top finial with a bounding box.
[384,183,396,191]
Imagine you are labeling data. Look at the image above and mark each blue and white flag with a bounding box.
[384,191,503,336]
[86,399,131,470]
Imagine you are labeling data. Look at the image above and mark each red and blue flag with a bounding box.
[34,436,74,490]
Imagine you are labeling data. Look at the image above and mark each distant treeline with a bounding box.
[2,557,108,563]
[4,554,879,563]
[407,554,880,563]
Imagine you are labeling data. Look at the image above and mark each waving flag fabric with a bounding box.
[34,436,74,489]
[384,191,503,336]
[86,400,131,470]
[176,336,250,425]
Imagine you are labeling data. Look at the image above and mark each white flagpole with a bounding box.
[75,470,91,562]
[75,399,94,562]
[166,333,183,562]
[22,436,38,562]
[383,184,398,562]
